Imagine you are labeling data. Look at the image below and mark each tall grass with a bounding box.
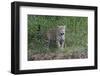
[28,15,88,54]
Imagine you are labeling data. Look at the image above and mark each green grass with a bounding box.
[28,15,88,60]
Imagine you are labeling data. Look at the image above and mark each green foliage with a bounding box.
[28,15,88,53]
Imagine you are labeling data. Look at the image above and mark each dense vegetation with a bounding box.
[28,15,88,60]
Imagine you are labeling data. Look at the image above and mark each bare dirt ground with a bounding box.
[28,50,88,61]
